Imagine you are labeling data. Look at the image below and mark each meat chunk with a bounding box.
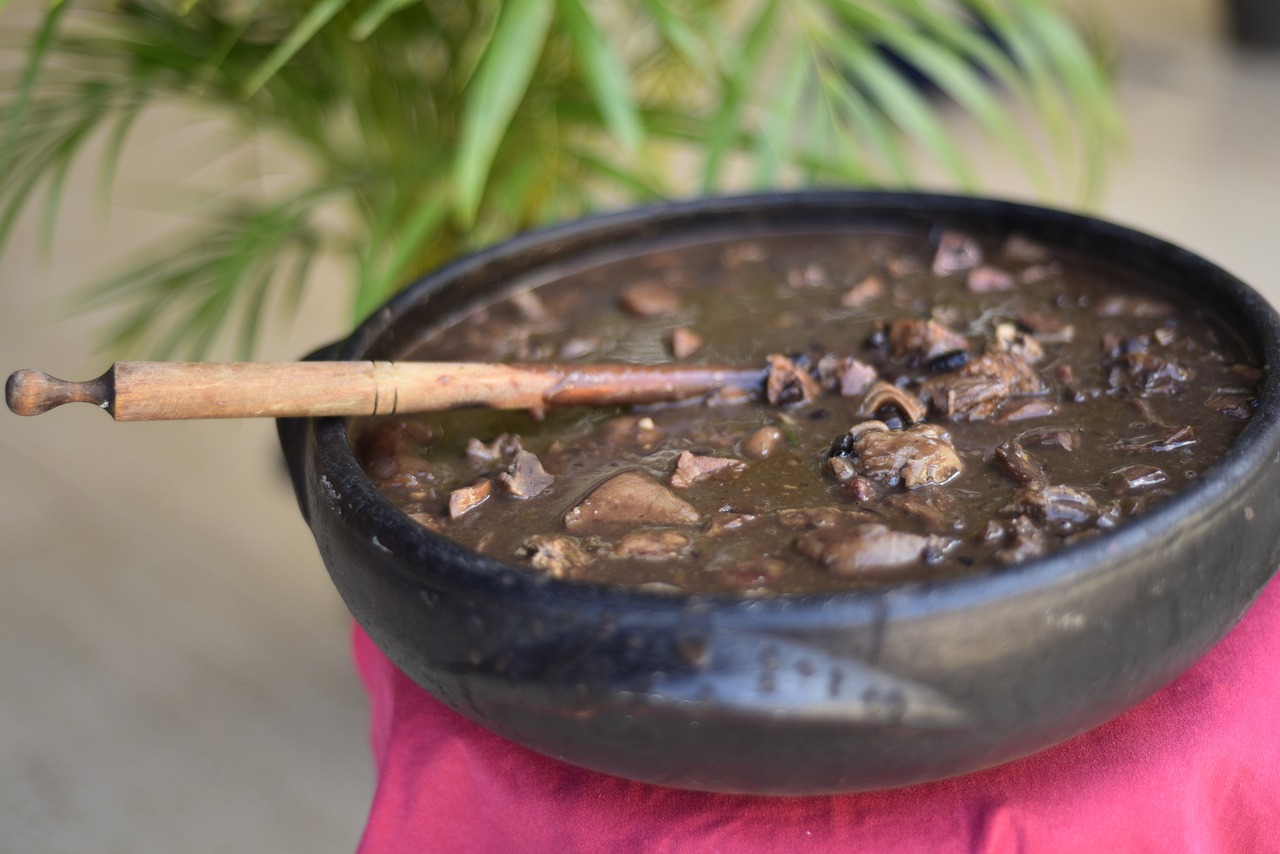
[497,449,554,499]
[1122,425,1196,453]
[966,266,1016,293]
[705,512,759,537]
[716,557,785,591]
[520,534,592,577]
[465,433,523,465]
[1016,311,1075,344]
[722,240,766,266]
[619,281,682,317]
[1231,364,1265,385]
[835,421,964,488]
[613,529,692,559]
[740,426,785,460]
[558,336,600,359]
[922,351,1048,421]
[765,354,823,405]
[1001,234,1049,263]
[932,230,983,275]
[1107,464,1169,494]
[982,515,1047,564]
[669,327,703,359]
[1107,352,1192,394]
[994,322,1045,364]
[356,417,437,482]
[408,511,444,532]
[840,476,881,503]
[563,471,700,533]
[993,402,1054,425]
[1005,483,1098,534]
[670,451,746,489]
[828,455,857,482]
[994,441,1049,486]
[795,524,935,577]
[996,399,1059,422]
[1153,425,1196,451]
[777,506,877,529]
[840,274,886,308]
[1206,393,1255,419]
[817,355,878,397]
[596,415,664,451]
[448,479,493,519]
[884,318,970,365]
[509,289,550,322]
[881,487,967,534]
[1100,332,1150,360]
[886,253,924,277]
[1019,263,1059,284]
[1095,295,1174,319]
[786,262,829,287]
[1016,426,1082,453]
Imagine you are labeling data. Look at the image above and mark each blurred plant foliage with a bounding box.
[1,0,1122,359]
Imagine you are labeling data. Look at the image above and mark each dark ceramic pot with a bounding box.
[278,192,1280,794]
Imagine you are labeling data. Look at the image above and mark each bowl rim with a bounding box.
[304,189,1280,620]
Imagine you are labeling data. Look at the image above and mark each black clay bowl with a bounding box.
[278,192,1280,794]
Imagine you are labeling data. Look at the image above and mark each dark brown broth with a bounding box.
[357,230,1258,594]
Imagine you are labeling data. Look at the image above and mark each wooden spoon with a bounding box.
[5,361,767,421]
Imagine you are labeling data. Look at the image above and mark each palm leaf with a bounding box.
[894,1,1059,185]
[833,1,1053,196]
[349,0,418,41]
[1018,0,1123,202]
[559,0,643,155]
[639,0,711,73]
[700,0,781,193]
[567,145,666,201]
[966,0,1077,183]
[0,0,67,182]
[241,0,354,97]
[83,190,328,359]
[3,0,1124,359]
[453,0,556,225]
[0,87,124,255]
[37,121,85,260]
[814,64,901,185]
[96,99,143,211]
[822,29,977,188]
[354,192,450,321]
[749,48,809,186]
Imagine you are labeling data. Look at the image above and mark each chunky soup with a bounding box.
[356,229,1259,594]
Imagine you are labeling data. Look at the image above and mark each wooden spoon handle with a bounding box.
[6,361,765,421]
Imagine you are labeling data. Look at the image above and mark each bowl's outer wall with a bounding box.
[279,192,1280,794]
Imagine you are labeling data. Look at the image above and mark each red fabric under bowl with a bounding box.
[351,576,1280,854]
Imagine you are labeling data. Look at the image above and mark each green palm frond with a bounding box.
[1,0,1124,360]
[77,189,330,359]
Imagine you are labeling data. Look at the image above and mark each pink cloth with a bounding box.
[352,577,1280,854]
